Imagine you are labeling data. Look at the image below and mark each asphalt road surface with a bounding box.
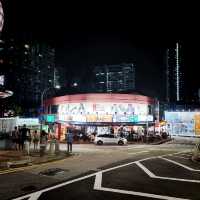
[12,151,200,200]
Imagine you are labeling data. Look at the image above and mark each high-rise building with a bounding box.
[166,43,184,102]
[94,63,135,93]
[0,38,60,116]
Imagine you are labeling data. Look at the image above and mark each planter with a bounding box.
[0,139,13,150]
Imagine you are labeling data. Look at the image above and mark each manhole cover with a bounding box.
[39,168,68,176]
[21,185,37,192]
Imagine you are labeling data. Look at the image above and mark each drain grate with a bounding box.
[39,168,68,176]
[21,185,37,192]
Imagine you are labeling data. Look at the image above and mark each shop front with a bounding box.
[44,93,155,142]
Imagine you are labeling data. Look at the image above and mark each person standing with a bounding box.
[19,124,30,151]
[66,129,73,153]
[33,130,39,150]
[11,126,19,150]
[40,130,48,156]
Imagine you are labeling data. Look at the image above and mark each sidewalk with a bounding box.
[0,137,172,170]
[0,145,72,171]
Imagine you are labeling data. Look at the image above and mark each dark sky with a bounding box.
[2,0,200,100]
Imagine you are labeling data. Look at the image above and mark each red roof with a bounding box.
[45,93,155,106]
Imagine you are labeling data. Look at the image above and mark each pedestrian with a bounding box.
[40,130,48,156]
[11,126,19,150]
[19,124,30,151]
[33,130,39,150]
[66,128,73,153]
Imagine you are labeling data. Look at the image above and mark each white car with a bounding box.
[94,134,127,145]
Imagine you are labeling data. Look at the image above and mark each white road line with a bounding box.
[168,155,189,160]
[28,192,42,200]
[153,175,200,183]
[128,150,149,155]
[160,157,200,172]
[12,172,97,200]
[135,161,156,178]
[97,187,190,200]
[94,168,190,200]
[12,150,189,200]
[93,172,102,189]
[137,161,200,183]
[172,150,191,155]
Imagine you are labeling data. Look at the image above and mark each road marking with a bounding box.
[136,161,200,183]
[93,172,102,189]
[29,192,42,200]
[13,172,98,200]
[94,172,189,200]
[168,155,189,160]
[98,187,189,200]
[160,157,200,172]
[135,161,156,178]
[0,156,72,175]
[12,150,190,200]
[128,150,149,155]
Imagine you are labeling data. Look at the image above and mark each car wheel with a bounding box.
[118,140,124,145]
[97,140,103,145]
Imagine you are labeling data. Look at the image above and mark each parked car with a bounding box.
[94,134,127,145]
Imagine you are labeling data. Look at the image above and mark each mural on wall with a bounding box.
[165,111,200,136]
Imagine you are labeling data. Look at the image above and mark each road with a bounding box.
[0,143,198,200]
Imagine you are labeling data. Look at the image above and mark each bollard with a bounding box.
[40,144,46,157]
[49,139,56,155]
[55,140,60,154]
[192,143,200,161]
[25,141,30,155]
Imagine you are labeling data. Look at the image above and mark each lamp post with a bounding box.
[40,84,60,131]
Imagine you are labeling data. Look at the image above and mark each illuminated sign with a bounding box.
[58,103,151,123]
[16,118,40,126]
[58,103,148,116]
[46,115,56,123]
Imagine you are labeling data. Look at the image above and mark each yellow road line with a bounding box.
[0,156,73,175]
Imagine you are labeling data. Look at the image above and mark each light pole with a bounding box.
[40,85,60,131]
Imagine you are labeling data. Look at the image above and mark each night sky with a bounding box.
[2,0,200,101]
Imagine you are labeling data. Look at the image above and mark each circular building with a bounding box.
[44,93,155,140]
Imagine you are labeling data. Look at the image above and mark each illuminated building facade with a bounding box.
[44,93,155,140]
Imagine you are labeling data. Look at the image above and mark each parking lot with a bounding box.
[13,150,200,200]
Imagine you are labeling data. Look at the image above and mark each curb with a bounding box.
[151,138,172,145]
[0,152,76,174]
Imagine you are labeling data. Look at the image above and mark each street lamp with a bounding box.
[41,84,60,114]
[40,84,60,133]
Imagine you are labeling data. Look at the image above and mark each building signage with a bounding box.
[58,102,150,123]
[16,118,40,126]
